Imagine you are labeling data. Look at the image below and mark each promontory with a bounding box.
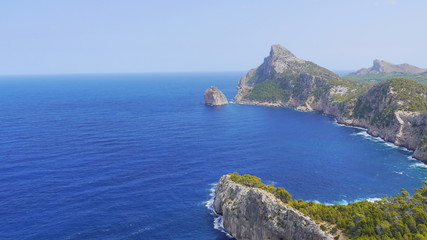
[234,44,427,162]
[214,173,427,240]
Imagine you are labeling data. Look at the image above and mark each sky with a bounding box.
[0,0,426,75]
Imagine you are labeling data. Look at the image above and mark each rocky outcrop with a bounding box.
[234,44,427,162]
[353,59,427,75]
[214,175,334,240]
[204,86,228,106]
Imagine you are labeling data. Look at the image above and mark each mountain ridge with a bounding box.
[353,59,426,75]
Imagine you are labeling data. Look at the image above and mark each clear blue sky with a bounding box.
[1,0,426,75]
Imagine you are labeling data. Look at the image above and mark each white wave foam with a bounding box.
[204,183,232,238]
[384,142,398,148]
[410,162,427,169]
[351,130,413,152]
[393,171,404,175]
[407,156,418,161]
[265,180,277,186]
[310,197,382,205]
[204,184,216,210]
[332,119,365,130]
[352,130,383,142]
[213,215,225,231]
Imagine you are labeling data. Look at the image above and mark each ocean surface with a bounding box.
[1,72,427,240]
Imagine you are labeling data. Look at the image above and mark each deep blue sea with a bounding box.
[1,72,427,240]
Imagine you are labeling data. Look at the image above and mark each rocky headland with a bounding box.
[234,44,427,162]
[204,86,228,106]
[214,173,427,240]
[214,174,335,240]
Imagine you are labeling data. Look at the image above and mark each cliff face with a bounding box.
[337,79,427,152]
[214,175,334,240]
[204,86,228,106]
[234,45,427,162]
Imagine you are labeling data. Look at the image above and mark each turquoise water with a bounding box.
[0,73,426,239]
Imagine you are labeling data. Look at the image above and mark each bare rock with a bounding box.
[204,86,228,106]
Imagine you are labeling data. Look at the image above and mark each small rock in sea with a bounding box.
[204,86,228,106]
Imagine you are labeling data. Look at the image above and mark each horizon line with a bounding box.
[0,69,356,77]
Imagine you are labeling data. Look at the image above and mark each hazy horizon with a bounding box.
[0,70,356,78]
[1,0,426,75]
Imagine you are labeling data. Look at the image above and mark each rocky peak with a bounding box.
[372,59,383,71]
[261,44,306,76]
[270,44,296,59]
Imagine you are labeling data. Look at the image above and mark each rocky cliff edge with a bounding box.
[214,174,334,240]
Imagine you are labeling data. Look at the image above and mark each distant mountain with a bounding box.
[354,59,426,75]
[346,60,427,84]
[235,44,427,162]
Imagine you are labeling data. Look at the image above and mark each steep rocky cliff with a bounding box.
[235,45,427,162]
[214,174,334,240]
[337,78,427,152]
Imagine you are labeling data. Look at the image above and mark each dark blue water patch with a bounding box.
[0,73,426,239]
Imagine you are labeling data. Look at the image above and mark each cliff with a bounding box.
[204,86,228,106]
[234,45,427,162]
[338,78,427,152]
[214,174,334,240]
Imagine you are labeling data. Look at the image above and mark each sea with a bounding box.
[1,72,426,240]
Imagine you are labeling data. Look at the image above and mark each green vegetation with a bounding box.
[345,72,427,85]
[229,172,292,203]
[245,61,371,105]
[276,60,339,79]
[353,78,427,127]
[388,78,427,112]
[246,79,291,102]
[229,172,427,240]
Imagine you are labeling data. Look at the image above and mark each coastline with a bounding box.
[234,100,426,164]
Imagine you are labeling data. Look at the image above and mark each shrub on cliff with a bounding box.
[229,172,263,187]
[275,187,292,203]
[229,172,292,202]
